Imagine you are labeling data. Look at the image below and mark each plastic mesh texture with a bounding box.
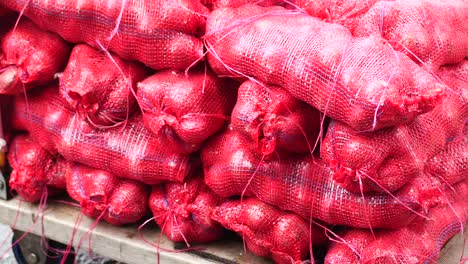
[13,87,190,185]
[137,69,235,154]
[400,147,467,213]
[8,135,66,202]
[324,229,374,264]
[231,80,321,156]
[149,174,224,243]
[325,181,467,264]
[59,44,146,127]
[205,4,445,132]
[212,198,326,264]
[208,0,283,9]
[321,60,468,193]
[354,0,468,70]
[425,132,467,189]
[292,0,380,32]
[201,129,421,229]
[66,161,149,225]
[2,0,208,70]
[0,18,70,95]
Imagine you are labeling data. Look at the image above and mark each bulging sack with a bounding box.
[59,44,146,126]
[13,87,191,184]
[202,129,421,229]
[325,181,467,264]
[2,0,208,70]
[0,18,69,95]
[231,80,321,156]
[324,229,374,264]
[292,0,379,32]
[321,60,468,193]
[207,0,282,9]
[8,135,66,202]
[66,162,149,225]
[149,174,224,243]
[212,198,326,264]
[354,0,468,70]
[205,4,444,131]
[137,69,235,154]
[424,131,467,189]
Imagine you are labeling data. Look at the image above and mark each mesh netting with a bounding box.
[326,181,467,264]
[2,1,467,261]
[205,4,444,132]
[149,174,224,243]
[425,131,467,189]
[324,229,374,264]
[201,129,421,229]
[294,0,468,71]
[212,198,326,264]
[401,134,468,210]
[13,87,191,185]
[231,80,321,156]
[137,69,235,154]
[8,134,66,202]
[59,44,146,127]
[66,162,149,225]
[321,60,468,193]
[2,0,208,70]
[292,0,380,32]
[207,0,283,9]
[0,18,70,95]
[354,0,468,70]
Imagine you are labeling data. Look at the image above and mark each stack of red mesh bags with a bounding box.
[1,0,467,263]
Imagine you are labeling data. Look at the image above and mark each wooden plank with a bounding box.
[0,197,271,264]
[438,231,467,264]
[0,197,465,264]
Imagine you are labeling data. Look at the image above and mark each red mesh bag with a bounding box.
[149,174,224,243]
[0,18,70,95]
[321,60,468,193]
[2,0,208,70]
[59,44,146,126]
[292,0,380,32]
[394,127,468,210]
[205,4,444,132]
[212,198,326,264]
[201,129,421,229]
[354,0,468,70]
[326,181,467,264]
[425,133,467,188]
[207,0,283,9]
[8,135,66,202]
[231,80,321,156]
[137,69,235,154]
[400,174,459,218]
[13,87,191,184]
[66,162,149,225]
[324,229,374,264]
